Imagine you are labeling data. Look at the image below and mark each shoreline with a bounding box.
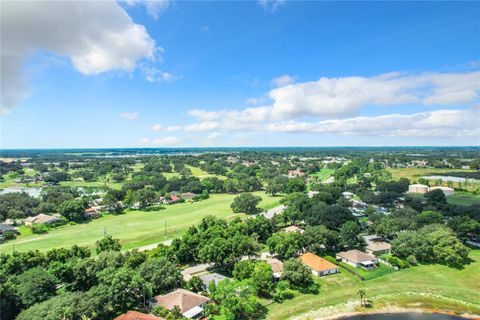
[319,307,480,320]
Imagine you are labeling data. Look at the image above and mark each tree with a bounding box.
[282,258,313,287]
[58,199,87,221]
[303,225,339,254]
[427,227,469,267]
[232,260,256,280]
[252,261,274,297]
[95,235,121,254]
[132,188,157,208]
[267,232,303,260]
[339,221,364,249]
[447,216,480,240]
[417,210,444,226]
[266,176,288,195]
[14,267,56,308]
[425,189,447,207]
[230,193,262,215]
[285,178,306,194]
[186,276,204,293]
[138,257,183,294]
[210,279,266,320]
[357,289,366,307]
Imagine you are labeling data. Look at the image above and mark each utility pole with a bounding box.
[164,220,167,238]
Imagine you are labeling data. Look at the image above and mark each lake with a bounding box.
[0,187,43,197]
[341,313,466,320]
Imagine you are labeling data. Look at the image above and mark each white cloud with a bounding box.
[264,106,480,138]
[125,0,170,20]
[120,112,140,120]
[185,70,480,125]
[272,75,296,87]
[142,65,181,82]
[257,0,286,13]
[141,136,180,146]
[1,1,158,114]
[151,124,182,131]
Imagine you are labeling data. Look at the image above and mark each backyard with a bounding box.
[266,249,480,319]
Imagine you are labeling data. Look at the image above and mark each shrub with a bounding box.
[2,230,16,240]
[387,256,408,268]
[406,255,418,266]
[31,224,49,234]
[324,255,337,264]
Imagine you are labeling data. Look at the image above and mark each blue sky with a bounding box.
[1,0,479,148]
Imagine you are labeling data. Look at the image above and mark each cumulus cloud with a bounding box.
[151,124,182,131]
[142,65,181,82]
[272,75,296,87]
[120,112,140,120]
[141,136,180,146]
[1,1,158,114]
[185,70,480,124]
[257,0,286,12]
[125,0,170,20]
[183,106,479,139]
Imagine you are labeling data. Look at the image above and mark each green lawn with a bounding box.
[310,167,334,181]
[0,169,43,189]
[267,250,480,319]
[59,180,123,190]
[0,191,281,254]
[408,192,480,206]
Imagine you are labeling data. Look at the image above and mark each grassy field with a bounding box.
[310,167,334,181]
[408,192,480,206]
[0,169,43,189]
[388,168,477,181]
[0,191,281,254]
[186,165,227,180]
[266,250,480,319]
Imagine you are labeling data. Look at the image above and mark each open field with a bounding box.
[266,249,480,319]
[0,191,281,254]
[388,168,477,181]
[408,192,480,206]
[310,167,334,181]
[186,165,227,180]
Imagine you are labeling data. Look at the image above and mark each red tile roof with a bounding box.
[114,311,164,320]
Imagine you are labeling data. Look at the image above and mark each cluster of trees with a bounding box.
[0,238,183,320]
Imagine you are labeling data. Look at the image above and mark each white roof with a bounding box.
[429,186,454,191]
[183,305,204,319]
[409,184,428,187]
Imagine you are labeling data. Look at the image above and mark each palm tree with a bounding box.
[357,289,366,307]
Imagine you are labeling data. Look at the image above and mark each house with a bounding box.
[266,258,284,279]
[114,311,164,320]
[151,289,210,319]
[198,272,228,291]
[362,235,391,256]
[0,224,18,238]
[161,195,182,205]
[300,252,339,276]
[181,192,196,200]
[307,190,319,198]
[84,207,100,219]
[337,250,378,270]
[342,191,354,199]
[351,200,367,210]
[283,225,304,234]
[287,169,305,178]
[24,214,60,227]
[408,184,429,194]
[428,186,454,196]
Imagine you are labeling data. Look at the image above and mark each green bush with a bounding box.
[406,255,418,266]
[324,255,337,264]
[31,224,49,234]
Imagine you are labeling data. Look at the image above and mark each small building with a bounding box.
[351,200,367,210]
[363,235,391,256]
[428,186,454,196]
[84,207,100,219]
[24,214,60,227]
[342,191,354,199]
[0,224,18,238]
[283,225,305,234]
[307,190,319,198]
[287,170,305,178]
[198,273,228,291]
[408,184,429,194]
[300,252,339,276]
[181,192,196,200]
[114,311,164,320]
[266,258,284,279]
[151,289,210,319]
[336,250,378,270]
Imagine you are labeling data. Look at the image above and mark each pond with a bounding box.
[0,187,43,198]
[341,313,467,320]
[423,175,470,183]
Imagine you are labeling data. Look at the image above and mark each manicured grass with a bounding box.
[349,263,396,281]
[310,167,334,181]
[0,169,43,189]
[59,180,123,190]
[388,168,477,181]
[446,193,480,206]
[0,192,281,254]
[186,165,227,180]
[267,250,480,319]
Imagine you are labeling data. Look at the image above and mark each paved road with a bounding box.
[137,239,173,252]
[260,205,286,219]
